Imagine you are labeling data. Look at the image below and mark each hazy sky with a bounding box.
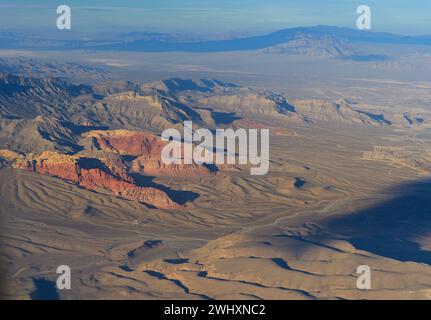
[0,0,430,35]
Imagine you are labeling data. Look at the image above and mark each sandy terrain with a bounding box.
[2,119,431,300]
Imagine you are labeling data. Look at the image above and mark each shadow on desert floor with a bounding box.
[323,178,431,265]
[29,278,59,300]
[129,173,200,205]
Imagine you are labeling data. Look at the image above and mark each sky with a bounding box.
[0,0,430,36]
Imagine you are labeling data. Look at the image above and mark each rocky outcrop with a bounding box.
[131,155,216,178]
[362,146,431,174]
[13,151,180,209]
[291,99,392,125]
[0,149,22,160]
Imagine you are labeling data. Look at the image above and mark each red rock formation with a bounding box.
[14,152,81,181]
[84,130,165,156]
[14,151,180,209]
[85,129,216,178]
[98,156,132,182]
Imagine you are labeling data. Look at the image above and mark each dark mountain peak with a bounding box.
[262,91,296,113]
[0,72,91,97]
[142,78,239,93]
[0,73,92,120]
[0,57,108,81]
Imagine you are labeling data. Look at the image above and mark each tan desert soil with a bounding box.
[2,122,431,300]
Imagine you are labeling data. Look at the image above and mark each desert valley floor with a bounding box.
[2,118,431,299]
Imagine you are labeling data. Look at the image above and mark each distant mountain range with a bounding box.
[91,26,431,53]
[1,26,431,54]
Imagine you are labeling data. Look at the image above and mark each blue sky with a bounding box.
[0,0,430,35]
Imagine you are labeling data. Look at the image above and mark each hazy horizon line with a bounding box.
[2,24,431,39]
